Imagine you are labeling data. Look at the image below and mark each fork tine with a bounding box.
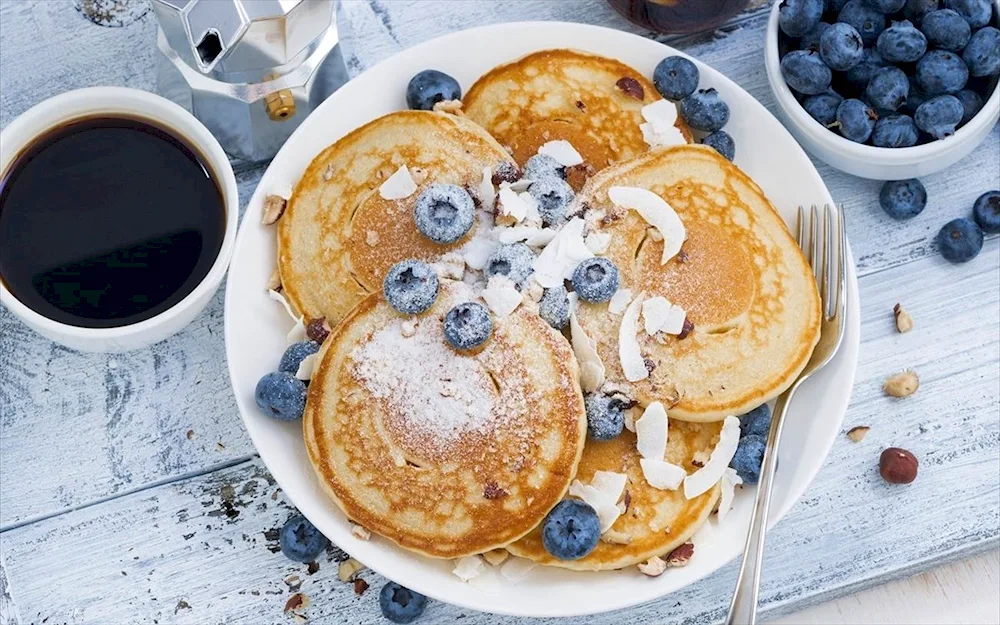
[797,206,807,250]
[810,205,822,288]
[824,204,835,318]
[837,204,847,317]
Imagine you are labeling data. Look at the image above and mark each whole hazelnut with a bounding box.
[879,447,918,484]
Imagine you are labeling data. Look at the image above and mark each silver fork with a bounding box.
[725,204,849,625]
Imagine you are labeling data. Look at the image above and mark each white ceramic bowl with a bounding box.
[0,87,239,352]
[764,1,1000,180]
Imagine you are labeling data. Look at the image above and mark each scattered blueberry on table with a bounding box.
[584,393,627,441]
[541,499,601,560]
[379,582,428,624]
[879,179,927,219]
[571,257,621,303]
[254,371,308,421]
[383,259,440,315]
[937,217,984,262]
[413,184,475,244]
[972,190,1000,233]
[405,69,461,111]
[279,514,329,563]
[443,302,493,351]
[278,340,320,374]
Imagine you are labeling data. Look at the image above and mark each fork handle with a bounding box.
[724,385,798,625]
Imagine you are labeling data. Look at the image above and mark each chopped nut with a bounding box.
[261,194,287,225]
[637,556,667,577]
[323,163,334,181]
[306,561,320,575]
[284,575,302,590]
[879,447,918,484]
[365,230,379,246]
[353,577,369,595]
[677,249,690,263]
[665,542,694,567]
[483,481,509,500]
[337,558,366,582]
[482,549,509,566]
[600,529,633,545]
[400,319,417,338]
[432,99,465,115]
[305,318,331,344]
[525,279,544,303]
[615,76,645,100]
[410,167,428,185]
[846,426,870,442]
[267,268,282,291]
[677,318,694,340]
[350,524,371,541]
[883,370,919,397]
[692,449,710,467]
[185,429,194,440]
[541,129,551,140]
[283,593,309,613]
[575,100,586,110]
[893,303,913,333]
[622,489,632,512]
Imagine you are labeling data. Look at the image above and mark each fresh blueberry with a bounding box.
[972,191,1000,233]
[937,217,984,262]
[955,88,985,124]
[826,0,851,10]
[820,22,865,70]
[799,21,832,50]
[739,404,773,438]
[255,372,307,421]
[702,130,736,161]
[880,179,927,219]
[443,302,492,351]
[866,66,910,111]
[963,27,1000,78]
[779,0,825,37]
[278,340,321,374]
[413,184,475,244]
[653,56,700,100]
[904,0,941,23]
[279,514,329,562]
[406,69,461,111]
[868,0,907,11]
[679,88,731,131]
[902,76,930,114]
[839,0,888,45]
[522,154,566,182]
[541,499,601,560]
[780,50,834,95]
[584,394,627,441]
[872,113,921,147]
[731,434,766,484]
[914,94,964,138]
[836,98,878,142]
[383,259,440,315]
[803,90,845,125]
[571,257,620,303]
[484,243,535,288]
[845,47,888,90]
[529,176,575,226]
[920,9,972,51]
[538,285,571,330]
[916,49,969,94]
[876,20,928,63]
[379,582,427,624]
[943,0,993,28]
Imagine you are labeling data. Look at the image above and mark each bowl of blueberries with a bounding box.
[765,0,1000,180]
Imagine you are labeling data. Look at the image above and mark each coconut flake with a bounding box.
[532,217,593,288]
[718,467,743,522]
[684,416,741,499]
[608,187,686,264]
[570,312,605,393]
[590,470,627,499]
[452,556,485,582]
[635,401,668,459]
[499,557,537,583]
[538,139,584,167]
[295,353,317,381]
[608,288,633,315]
[568,471,627,532]
[585,231,612,254]
[661,304,687,335]
[462,235,497,271]
[479,166,495,212]
[498,186,529,222]
[640,458,687,490]
[519,191,541,223]
[642,296,688,335]
[481,275,523,318]
[501,179,534,193]
[268,289,308,343]
[379,165,417,200]
[619,293,648,382]
[639,100,687,148]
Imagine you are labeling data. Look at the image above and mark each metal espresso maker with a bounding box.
[150,0,349,162]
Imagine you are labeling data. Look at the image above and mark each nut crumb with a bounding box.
[483,481,509,500]
[600,529,633,545]
[283,593,309,613]
[174,600,191,614]
[482,549,509,566]
[622,489,632,512]
[353,578,369,595]
[665,542,694,567]
[846,426,870,442]
[323,163,334,181]
[306,561,320,575]
[292,615,307,625]
[261,194,287,225]
[637,556,666,577]
[365,230,379,246]
[575,100,586,110]
[432,99,465,115]
[893,303,913,333]
[677,249,690,263]
[337,558,366,582]
[185,429,194,440]
[615,76,645,100]
[284,575,301,591]
[692,449,710,467]
[350,524,371,541]
[305,318,331,344]
[400,319,417,338]
[677,318,694,340]
[883,370,919,397]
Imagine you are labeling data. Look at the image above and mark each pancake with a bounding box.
[278,110,517,328]
[463,49,691,190]
[507,418,721,571]
[303,282,587,559]
[575,145,821,422]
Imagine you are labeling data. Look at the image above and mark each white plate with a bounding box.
[224,21,861,618]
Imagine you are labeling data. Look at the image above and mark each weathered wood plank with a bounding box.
[0,557,20,625]
[1,243,996,624]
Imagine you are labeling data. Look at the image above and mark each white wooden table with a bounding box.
[1,1,998,624]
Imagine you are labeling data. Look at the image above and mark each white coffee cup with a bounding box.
[0,87,239,352]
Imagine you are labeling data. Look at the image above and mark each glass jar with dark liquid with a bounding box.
[607,0,751,34]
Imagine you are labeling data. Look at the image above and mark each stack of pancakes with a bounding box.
[278,50,820,570]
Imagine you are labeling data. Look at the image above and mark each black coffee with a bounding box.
[0,116,225,328]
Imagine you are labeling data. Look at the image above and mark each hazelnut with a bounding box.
[883,370,919,397]
[893,303,913,333]
[637,555,666,577]
[615,76,645,100]
[846,426,870,442]
[337,557,366,582]
[664,542,694,567]
[879,447,918,484]
[261,194,287,225]
[350,523,371,541]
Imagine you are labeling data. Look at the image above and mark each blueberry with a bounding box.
[839,0,888,45]
[731,434,766,484]
[541,500,601,560]
[538,286,571,330]
[780,50,834,95]
[869,0,908,11]
[963,27,1000,78]
[679,88,731,131]
[584,394,626,441]
[383,259,440,315]
[914,94,964,138]
[278,340,321,374]
[937,217,984,262]
[880,179,927,218]
[955,88,985,124]
[255,371,307,421]
[653,56,700,100]
[528,176,575,226]
[972,191,1000,233]
[484,243,535,288]
[872,113,920,147]
[916,49,969,94]
[738,404,773,438]
[799,22,832,50]
[701,130,736,161]
[406,69,461,111]
[379,582,427,624]
[920,9,972,51]
[780,0,825,36]
[803,90,845,125]
[571,257,620,303]
[413,184,475,244]
[826,0,851,12]
[836,98,878,142]
[904,0,941,23]
[866,66,910,111]
[522,154,566,181]
[902,76,930,114]
[876,20,928,63]
[820,22,865,70]
[443,302,492,351]
[279,514,329,563]
[845,48,888,90]
[943,0,993,28]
